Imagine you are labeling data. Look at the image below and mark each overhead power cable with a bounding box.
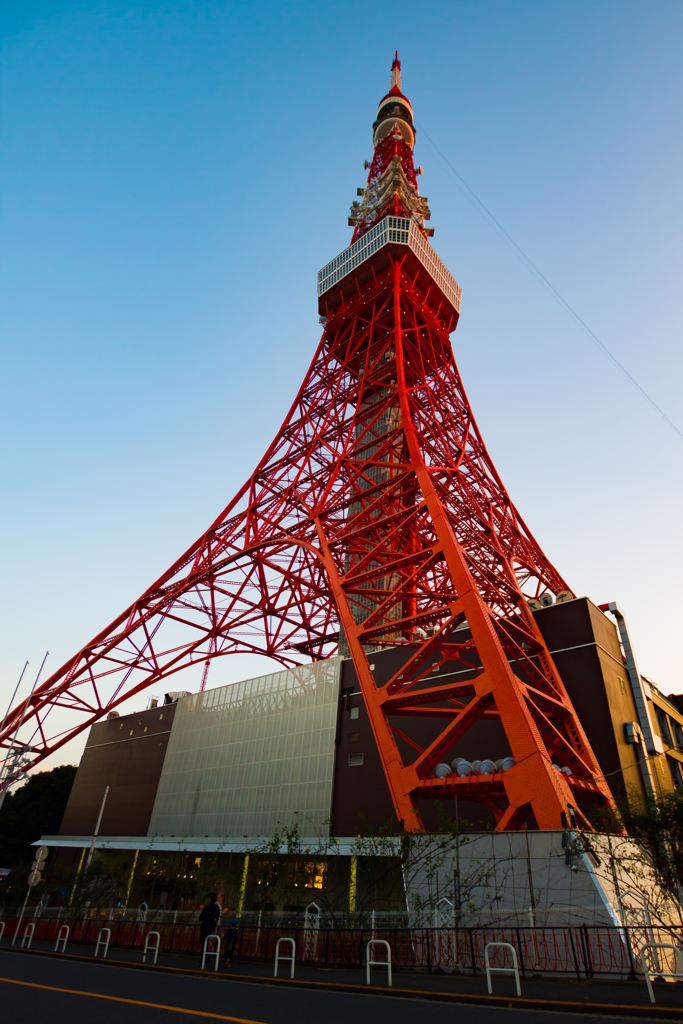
[416,121,683,442]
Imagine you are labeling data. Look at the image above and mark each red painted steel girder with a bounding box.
[1,250,617,831]
[1,58,620,832]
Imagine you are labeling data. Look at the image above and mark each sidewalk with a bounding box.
[3,938,683,1017]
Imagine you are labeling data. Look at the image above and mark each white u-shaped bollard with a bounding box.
[143,930,161,964]
[21,922,35,949]
[0,921,5,943]
[54,924,70,952]
[201,934,221,971]
[366,939,392,986]
[95,927,111,958]
[640,943,683,1004]
[484,941,521,996]
[274,937,296,978]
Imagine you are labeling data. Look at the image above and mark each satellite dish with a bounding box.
[539,592,554,607]
[527,598,542,611]
[556,590,573,604]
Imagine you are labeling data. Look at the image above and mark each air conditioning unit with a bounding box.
[625,721,642,744]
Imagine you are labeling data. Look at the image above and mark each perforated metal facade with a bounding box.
[148,658,342,838]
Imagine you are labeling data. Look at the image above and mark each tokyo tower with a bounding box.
[1,55,618,832]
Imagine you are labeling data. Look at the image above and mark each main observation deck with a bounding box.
[317,215,462,330]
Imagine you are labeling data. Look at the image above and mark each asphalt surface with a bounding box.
[0,948,681,1024]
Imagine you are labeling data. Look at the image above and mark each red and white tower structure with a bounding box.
[1,57,618,832]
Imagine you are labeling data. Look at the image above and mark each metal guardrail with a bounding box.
[274,937,296,979]
[366,938,392,986]
[54,924,69,952]
[143,930,161,965]
[485,941,521,996]
[201,934,221,972]
[94,927,111,958]
[640,943,683,1003]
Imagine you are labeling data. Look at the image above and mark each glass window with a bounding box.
[349,706,359,720]
[656,706,673,746]
[667,756,683,790]
[348,753,364,767]
[671,719,683,751]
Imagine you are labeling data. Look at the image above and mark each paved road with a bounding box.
[0,951,674,1024]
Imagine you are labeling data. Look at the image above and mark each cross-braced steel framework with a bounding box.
[0,58,619,831]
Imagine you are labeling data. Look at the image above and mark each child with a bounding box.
[224,917,240,968]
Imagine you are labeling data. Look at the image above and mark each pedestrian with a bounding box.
[223,917,240,969]
[198,892,221,964]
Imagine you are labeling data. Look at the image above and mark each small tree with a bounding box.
[70,855,131,913]
[619,787,683,899]
[0,765,77,867]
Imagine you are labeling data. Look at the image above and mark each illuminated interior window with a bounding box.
[287,861,327,889]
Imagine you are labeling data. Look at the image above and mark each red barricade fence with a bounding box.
[1,915,681,979]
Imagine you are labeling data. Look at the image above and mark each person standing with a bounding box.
[198,892,221,964]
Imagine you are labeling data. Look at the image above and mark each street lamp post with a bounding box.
[85,786,110,872]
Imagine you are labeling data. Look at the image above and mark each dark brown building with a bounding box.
[59,702,176,842]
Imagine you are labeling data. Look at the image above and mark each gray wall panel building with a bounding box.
[148,658,342,838]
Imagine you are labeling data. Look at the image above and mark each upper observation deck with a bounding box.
[317,215,462,331]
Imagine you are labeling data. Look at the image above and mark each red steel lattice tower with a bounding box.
[1,57,618,831]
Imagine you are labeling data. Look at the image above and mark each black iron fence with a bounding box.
[3,915,683,980]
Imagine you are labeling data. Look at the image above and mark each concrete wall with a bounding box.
[403,830,681,928]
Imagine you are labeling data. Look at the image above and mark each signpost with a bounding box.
[12,846,49,945]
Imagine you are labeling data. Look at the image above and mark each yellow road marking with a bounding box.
[0,976,268,1022]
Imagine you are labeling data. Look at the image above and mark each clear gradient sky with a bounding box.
[2,1,682,771]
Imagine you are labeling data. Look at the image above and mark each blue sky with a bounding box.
[2,1,682,768]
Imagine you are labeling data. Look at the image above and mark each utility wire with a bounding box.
[416,121,683,442]
[589,744,678,786]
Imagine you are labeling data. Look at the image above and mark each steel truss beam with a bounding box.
[1,250,618,832]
